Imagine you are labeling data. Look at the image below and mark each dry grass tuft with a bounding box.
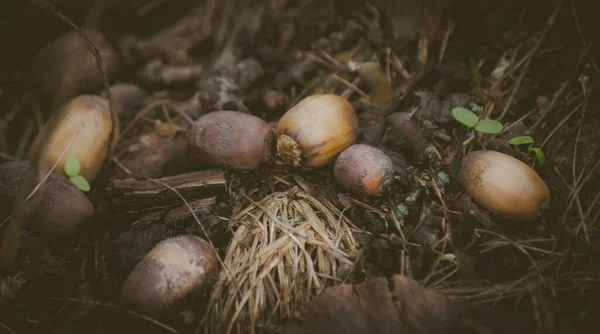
[201,186,359,334]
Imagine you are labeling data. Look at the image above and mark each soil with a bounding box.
[0,0,599,333]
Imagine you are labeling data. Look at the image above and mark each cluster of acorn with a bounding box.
[0,26,551,318]
[188,93,551,223]
[188,93,395,197]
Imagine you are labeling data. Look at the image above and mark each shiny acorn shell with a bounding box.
[458,150,550,222]
[28,94,115,183]
[188,110,275,170]
[334,144,394,197]
[275,94,359,169]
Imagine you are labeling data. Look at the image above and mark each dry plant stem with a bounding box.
[392,52,411,79]
[331,74,370,100]
[531,80,569,129]
[501,106,540,133]
[46,297,178,333]
[553,164,588,234]
[438,21,454,64]
[571,0,599,71]
[540,103,583,149]
[477,230,542,277]
[201,187,358,334]
[0,322,16,334]
[120,99,194,138]
[497,0,564,120]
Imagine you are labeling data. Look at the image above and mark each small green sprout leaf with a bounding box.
[508,136,535,146]
[474,119,503,134]
[395,204,409,220]
[64,156,81,177]
[451,107,479,127]
[437,171,450,186]
[70,175,91,192]
[530,148,546,167]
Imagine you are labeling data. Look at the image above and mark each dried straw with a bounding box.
[202,186,359,334]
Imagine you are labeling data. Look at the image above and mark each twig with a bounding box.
[531,80,570,129]
[0,321,16,334]
[571,0,599,71]
[497,0,564,120]
[331,74,370,100]
[540,103,582,148]
[438,21,454,64]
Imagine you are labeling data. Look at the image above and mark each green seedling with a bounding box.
[508,136,545,167]
[64,156,91,192]
[451,107,504,134]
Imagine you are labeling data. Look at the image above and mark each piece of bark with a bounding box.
[164,196,217,224]
[107,169,226,206]
[391,276,468,333]
[282,277,405,334]
[283,274,535,334]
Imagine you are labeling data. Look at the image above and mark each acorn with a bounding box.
[188,110,275,170]
[380,112,430,163]
[119,235,218,316]
[30,29,122,109]
[333,144,395,197]
[28,95,115,183]
[457,150,550,222]
[0,161,94,237]
[101,83,147,121]
[275,94,359,169]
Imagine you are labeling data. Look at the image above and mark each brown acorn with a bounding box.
[188,111,275,170]
[28,95,115,183]
[333,144,395,197]
[380,112,429,163]
[458,150,550,222]
[0,161,94,237]
[30,29,122,109]
[101,83,147,120]
[119,235,218,316]
[275,94,359,169]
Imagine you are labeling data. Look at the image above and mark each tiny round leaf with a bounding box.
[70,175,91,192]
[474,119,504,134]
[451,107,479,127]
[64,155,81,177]
[508,136,535,146]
